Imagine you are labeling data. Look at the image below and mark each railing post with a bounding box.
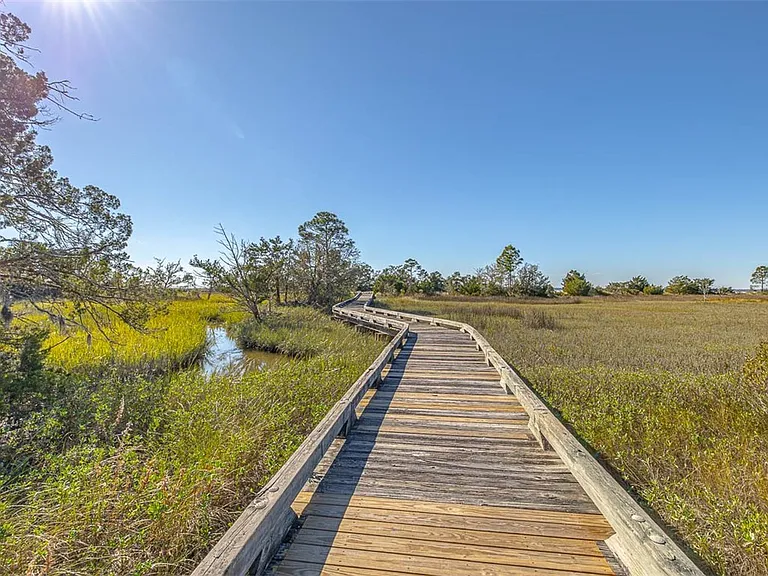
[338,403,356,438]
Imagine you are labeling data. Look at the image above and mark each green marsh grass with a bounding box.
[1,306,384,575]
[233,307,356,358]
[43,296,245,375]
[379,295,768,576]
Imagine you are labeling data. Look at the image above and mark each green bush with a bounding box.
[643,284,664,295]
[606,276,650,295]
[0,326,54,419]
[665,275,701,295]
[563,276,591,296]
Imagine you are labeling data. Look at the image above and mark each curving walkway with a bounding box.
[265,294,623,575]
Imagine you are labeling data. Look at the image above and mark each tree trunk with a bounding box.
[275,277,281,305]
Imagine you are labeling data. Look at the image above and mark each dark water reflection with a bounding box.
[203,327,284,374]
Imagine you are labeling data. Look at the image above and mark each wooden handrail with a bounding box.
[194,289,703,576]
[361,297,704,576]
[192,294,408,576]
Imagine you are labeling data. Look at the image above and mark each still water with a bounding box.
[203,327,284,374]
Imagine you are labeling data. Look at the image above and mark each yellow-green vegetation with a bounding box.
[43,296,245,374]
[378,295,768,576]
[1,306,383,575]
[233,307,357,358]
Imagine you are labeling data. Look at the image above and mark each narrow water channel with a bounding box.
[203,327,285,374]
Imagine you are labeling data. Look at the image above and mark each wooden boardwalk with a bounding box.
[195,293,703,576]
[266,297,622,576]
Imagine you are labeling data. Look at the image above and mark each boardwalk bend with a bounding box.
[193,293,704,576]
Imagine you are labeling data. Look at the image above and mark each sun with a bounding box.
[43,0,101,20]
[40,0,136,73]
[45,0,100,10]
[42,0,139,28]
[46,0,99,5]
[41,0,115,45]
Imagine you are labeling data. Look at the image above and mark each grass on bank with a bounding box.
[1,305,384,576]
[233,307,357,358]
[42,296,246,374]
[378,295,768,576]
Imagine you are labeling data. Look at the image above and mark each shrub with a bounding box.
[0,326,53,419]
[563,276,591,296]
[562,270,592,296]
[512,264,554,298]
[666,275,701,295]
[606,276,650,295]
[643,284,664,295]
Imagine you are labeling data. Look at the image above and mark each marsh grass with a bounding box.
[380,294,768,576]
[0,305,383,575]
[232,307,346,358]
[42,297,246,375]
[521,308,558,330]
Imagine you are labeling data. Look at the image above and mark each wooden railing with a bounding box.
[362,298,704,576]
[331,295,407,336]
[192,294,408,576]
[193,290,704,576]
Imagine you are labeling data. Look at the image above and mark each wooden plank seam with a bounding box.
[362,296,705,576]
[191,294,409,576]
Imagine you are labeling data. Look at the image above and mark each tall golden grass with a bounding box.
[379,295,768,576]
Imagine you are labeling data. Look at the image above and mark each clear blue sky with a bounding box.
[11,1,768,288]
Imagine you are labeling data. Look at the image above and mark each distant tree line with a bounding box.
[184,237,767,311]
[560,272,731,297]
[601,275,722,296]
[372,248,767,300]
[373,259,445,296]
[374,245,554,298]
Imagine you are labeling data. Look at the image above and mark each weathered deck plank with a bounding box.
[266,295,620,576]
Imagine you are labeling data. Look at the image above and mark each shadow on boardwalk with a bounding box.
[269,331,417,572]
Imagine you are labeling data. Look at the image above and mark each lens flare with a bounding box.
[43,0,106,33]
[41,0,130,71]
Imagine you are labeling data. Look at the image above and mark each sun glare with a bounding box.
[41,0,120,56]
[46,0,99,9]
[44,0,101,22]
